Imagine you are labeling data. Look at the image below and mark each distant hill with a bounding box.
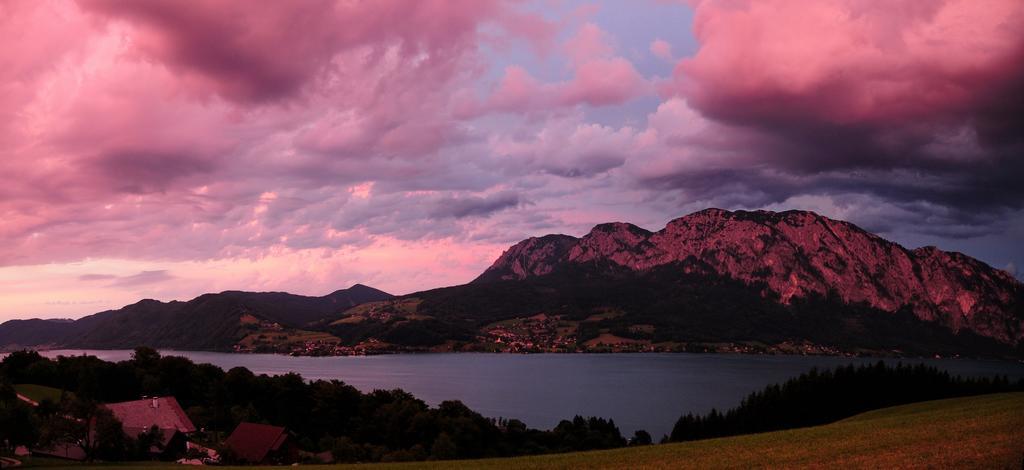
[0,284,393,351]
[0,318,80,350]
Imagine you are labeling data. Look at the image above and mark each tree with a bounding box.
[630,429,652,446]
[670,362,1022,443]
[39,397,128,462]
[131,347,161,369]
[75,367,101,401]
[331,437,361,463]
[0,350,45,383]
[90,406,130,461]
[430,432,457,460]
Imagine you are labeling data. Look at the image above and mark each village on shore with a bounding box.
[232,313,882,358]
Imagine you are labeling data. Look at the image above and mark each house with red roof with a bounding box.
[223,422,298,465]
[104,396,196,458]
[33,396,196,461]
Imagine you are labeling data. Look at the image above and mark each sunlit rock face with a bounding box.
[476,209,1023,345]
[474,234,579,282]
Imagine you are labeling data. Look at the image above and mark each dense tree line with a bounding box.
[670,361,1023,442]
[0,348,629,463]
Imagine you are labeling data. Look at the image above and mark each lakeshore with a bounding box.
[24,349,1024,438]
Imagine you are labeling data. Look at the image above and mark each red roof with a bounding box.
[104,397,196,434]
[224,422,289,463]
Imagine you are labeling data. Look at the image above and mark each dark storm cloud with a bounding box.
[77,271,175,288]
[650,0,1024,240]
[429,192,524,219]
[108,270,175,287]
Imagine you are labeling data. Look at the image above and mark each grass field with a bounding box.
[13,392,1024,469]
[13,384,71,403]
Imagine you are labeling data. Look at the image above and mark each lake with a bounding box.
[32,350,1024,438]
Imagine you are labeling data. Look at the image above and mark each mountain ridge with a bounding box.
[474,208,1022,346]
[0,284,394,351]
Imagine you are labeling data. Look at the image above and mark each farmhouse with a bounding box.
[224,422,298,464]
[105,396,196,458]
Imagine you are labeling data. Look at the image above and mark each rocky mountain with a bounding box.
[0,284,393,351]
[472,209,1023,347]
[474,234,579,283]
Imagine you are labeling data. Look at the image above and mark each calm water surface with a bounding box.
[33,350,1024,438]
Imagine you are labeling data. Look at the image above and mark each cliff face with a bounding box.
[473,234,578,282]
[476,209,1023,345]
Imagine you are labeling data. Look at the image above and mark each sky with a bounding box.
[1,0,1022,321]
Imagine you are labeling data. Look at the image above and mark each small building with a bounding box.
[105,396,196,458]
[224,422,298,465]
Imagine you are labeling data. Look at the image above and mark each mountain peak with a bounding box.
[328,284,394,303]
[667,208,831,226]
[473,234,578,283]
[336,283,378,294]
[475,208,1023,345]
[588,222,652,235]
[568,222,654,266]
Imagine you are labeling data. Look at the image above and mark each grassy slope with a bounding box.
[20,392,1024,469]
[13,384,70,403]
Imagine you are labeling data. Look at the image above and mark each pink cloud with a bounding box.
[473,23,649,114]
[0,0,541,272]
[559,58,648,106]
[474,61,648,114]
[649,39,674,62]
[486,8,560,57]
[674,0,1024,125]
[482,65,549,112]
[77,0,508,104]
[564,22,614,64]
[488,113,639,178]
